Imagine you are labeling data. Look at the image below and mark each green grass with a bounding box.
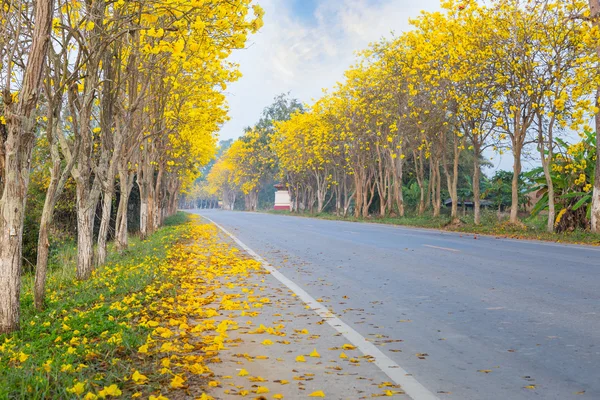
[0,212,190,399]
[267,209,600,245]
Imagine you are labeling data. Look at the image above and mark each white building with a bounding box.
[273,183,291,211]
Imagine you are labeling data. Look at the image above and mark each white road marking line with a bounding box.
[201,214,439,400]
[423,244,460,253]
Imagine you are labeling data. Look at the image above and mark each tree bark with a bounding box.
[34,123,75,309]
[510,142,523,224]
[75,185,96,280]
[96,189,113,266]
[0,0,53,333]
[473,150,481,225]
[116,165,134,252]
[588,1,600,233]
[537,113,556,233]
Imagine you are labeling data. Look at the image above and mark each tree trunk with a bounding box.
[432,160,441,217]
[0,0,53,333]
[510,143,523,224]
[588,1,600,233]
[140,196,149,238]
[0,171,25,333]
[116,167,133,252]
[34,138,66,309]
[473,153,481,225]
[153,166,164,229]
[76,186,96,280]
[394,156,405,217]
[538,113,556,233]
[96,189,113,266]
[35,203,54,310]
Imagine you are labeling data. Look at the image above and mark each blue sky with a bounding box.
[290,0,319,22]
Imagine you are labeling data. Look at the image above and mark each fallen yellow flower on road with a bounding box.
[295,355,306,362]
[309,390,326,397]
[238,368,249,376]
[255,386,270,394]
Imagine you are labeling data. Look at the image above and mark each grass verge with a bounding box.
[0,213,207,399]
[266,210,600,246]
[1,212,264,399]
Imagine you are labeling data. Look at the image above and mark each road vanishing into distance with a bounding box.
[192,209,600,400]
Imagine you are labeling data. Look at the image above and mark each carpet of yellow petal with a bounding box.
[1,213,405,399]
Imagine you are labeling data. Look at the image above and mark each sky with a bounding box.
[220,0,439,137]
[220,0,517,172]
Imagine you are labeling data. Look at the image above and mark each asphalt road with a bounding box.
[192,209,600,400]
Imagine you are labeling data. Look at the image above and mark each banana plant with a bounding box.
[525,131,596,231]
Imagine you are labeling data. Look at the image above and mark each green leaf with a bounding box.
[559,192,588,199]
[529,193,548,217]
[571,195,591,211]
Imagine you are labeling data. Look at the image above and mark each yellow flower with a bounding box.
[131,370,148,384]
[555,209,567,227]
[170,375,186,389]
[43,359,52,372]
[98,384,121,398]
[67,382,86,396]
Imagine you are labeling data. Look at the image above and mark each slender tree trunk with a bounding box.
[153,166,164,229]
[116,167,133,252]
[443,136,462,222]
[34,136,70,309]
[354,171,363,218]
[591,89,600,231]
[75,186,96,280]
[588,1,600,232]
[473,151,481,225]
[35,190,56,310]
[413,152,425,215]
[140,194,149,239]
[538,113,556,233]
[115,191,128,252]
[432,160,441,217]
[394,157,405,217]
[510,142,523,224]
[96,189,113,266]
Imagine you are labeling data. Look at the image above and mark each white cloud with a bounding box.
[219,0,440,140]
